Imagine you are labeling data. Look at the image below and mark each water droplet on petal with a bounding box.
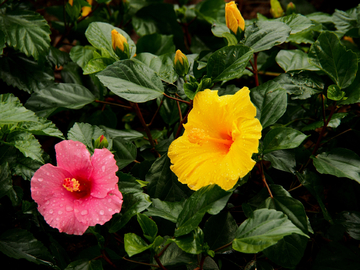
[38,178,43,182]
[58,210,62,215]
[49,209,54,214]
[108,199,112,203]
[99,210,104,215]
[102,165,105,172]
[81,210,88,215]
[108,208,112,212]
[66,206,73,211]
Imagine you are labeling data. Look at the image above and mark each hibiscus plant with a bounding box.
[1,0,360,269]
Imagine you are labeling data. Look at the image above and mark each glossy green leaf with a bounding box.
[117,172,143,194]
[124,233,151,257]
[278,14,314,34]
[232,209,308,253]
[145,155,192,202]
[332,7,359,36]
[175,184,232,237]
[47,46,71,68]
[203,211,238,252]
[274,73,324,100]
[0,229,54,267]
[0,10,51,60]
[134,53,178,83]
[308,31,358,89]
[170,227,205,255]
[195,0,225,24]
[276,49,319,73]
[19,117,64,139]
[99,126,144,141]
[145,198,184,223]
[96,59,164,103]
[339,63,360,105]
[137,213,158,242]
[0,94,38,124]
[69,45,96,69]
[263,150,296,174]
[64,259,103,270]
[83,57,115,75]
[112,137,137,170]
[136,33,175,55]
[207,44,254,83]
[67,122,112,152]
[25,83,95,118]
[244,21,291,52]
[157,242,195,267]
[109,192,152,232]
[6,132,44,163]
[0,54,54,94]
[85,22,136,59]
[327,84,346,101]
[312,148,360,184]
[263,127,308,154]
[12,157,42,181]
[250,80,287,129]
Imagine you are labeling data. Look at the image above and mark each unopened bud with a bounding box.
[225,1,245,34]
[111,29,130,59]
[286,2,297,15]
[81,0,92,17]
[174,50,189,77]
[94,135,109,149]
[270,0,284,18]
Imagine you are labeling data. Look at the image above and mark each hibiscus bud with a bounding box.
[286,2,296,15]
[270,0,284,18]
[225,1,245,34]
[81,0,92,17]
[111,29,130,59]
[174,49,189,77]
[68,0,73,6]
[94,135,109,149]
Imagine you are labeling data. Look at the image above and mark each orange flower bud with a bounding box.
[111,29,128,52]
[225,1,245,34]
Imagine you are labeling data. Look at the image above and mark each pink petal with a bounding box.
[74,187,123,227]
[90,148,119,198]
[55,140,93,181]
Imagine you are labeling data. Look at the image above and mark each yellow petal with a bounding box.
[225,1,245,33]
[111,29,128,51]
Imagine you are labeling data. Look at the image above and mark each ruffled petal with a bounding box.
[90,148,119,198]
[55,140,93,181]
[74,187,123,226]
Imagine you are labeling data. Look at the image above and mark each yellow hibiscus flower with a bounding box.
[225,1,245,34]
[168,88,262,191]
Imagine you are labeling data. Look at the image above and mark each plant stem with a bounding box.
[148,99,164,127]
[163,93,191,105]
[213,241,233,252]
[122,256,160,268]
[154,255,168,270]
[199,255,207,270]
[249,53,259,87]
[258,161,273,198]
[95,99,132,109]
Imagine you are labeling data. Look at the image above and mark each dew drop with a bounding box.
[58,210,62,215]
[66,206,73,211]
[45,201,50,205]
[56,217,59,221]
[38,178,43,182]
[108,208,112,212]
[102,165,105,172]
[99,210,104,215]
[108,199,112,203]
[81,210,88,215]
[49,209,54,214]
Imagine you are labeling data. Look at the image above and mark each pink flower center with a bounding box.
[63,178,80,192]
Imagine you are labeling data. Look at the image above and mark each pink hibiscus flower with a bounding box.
[31,140,123,235]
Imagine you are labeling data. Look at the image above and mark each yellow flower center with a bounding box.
[187,128,233,147]
[63,178,80,192]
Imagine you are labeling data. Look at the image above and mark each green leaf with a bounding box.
[339,63,360,105]
[250,80,287,129]
[207,44,254,83]
[117,172,143,194]
[6,132,44,163]
[96,59,164,103]
[308,31,358,89]
[67,122,112,152]
[137,213,158,242]
[0,93,38,124]
[195,0,225,24]
[175,184,232,237]
[0,229,54,267]
[327,84,346,101]
[273,73,324,100]
[332,7,359,36]
[85,22,136,59]
[312,148,360,184]
[232,209,308,253]
[145,198,184,223]
[70,45,96,69]
[0,29,5,54]
[47,46,71,68]
[65,259,103,270]
[275,49,319,73]
[124,233,151,257]
[157,242,195,267]
[263,150,296,174]
[99,126,144,141]
[134,53,178,83]
[0,10,51,60]
[244,21,291,53]
[203,211,238,252]
[170,227,205,255]
[109,192,152,232]
[278,14,314,34]
[136,33,175,55]
[145,155,192,202]
[83,57,115,75]
[0,163,12,199]
[159,98,187,125]
[263,127,308,154]
[301,113,347,131]
[339,211,360,240]
[12,156,43,181]
[25,83,95,118]
[0,53,54,94]
[112,137,137,170]
[19,117,64,139]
